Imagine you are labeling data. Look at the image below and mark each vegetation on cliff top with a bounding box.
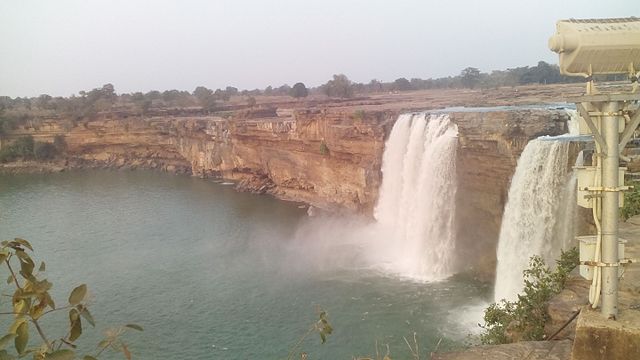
[0,60,590,129]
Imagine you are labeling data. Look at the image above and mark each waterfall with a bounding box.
[373,113,458,281]
[494,110,580,302]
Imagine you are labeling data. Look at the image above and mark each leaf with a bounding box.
[14,250,29,261]
[19,257,34,271]
[18,270,36,283]
[14,322,28,354]
[44,350,75,360]
[6,275,12,285]
[13,239,33,252]
[39,262,45,272]
[80,308,95,327]
[0,350,16,360]
[325,325,333,334]
[13,300,26,316]
[124,324,143,331]
[83,356,98,360]
[97,339,110,349]
[0,334,16,350]
[30,302,46,320]
[320,332,326,344]
[8,318,26,334]
[45,292,56,310]
[34,279,53,294]
[68,284,87,305]
[0,250,9,263]
[69,308,79,322]
[69,318,82,342]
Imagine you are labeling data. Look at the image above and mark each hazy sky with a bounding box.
[0,0,636,97]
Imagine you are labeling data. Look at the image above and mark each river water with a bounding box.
[0,171,488,359]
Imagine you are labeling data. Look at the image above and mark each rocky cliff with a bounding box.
[1,107,570,276]
[3,109,393,211]
[450,109,568,275]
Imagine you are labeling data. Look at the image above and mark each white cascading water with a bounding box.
[374,113,458,281]
[494,110,580,302]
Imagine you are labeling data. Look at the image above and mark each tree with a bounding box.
[290,82,308,98]
[193,86,212,102]
[247,96,257,107]
[393,77,412,91]
[460,67,481,89]
[225,86,238,96]
[367,79,383,93]
[276,84,291,96]
[323,74,354,98]
[193,86,216,112]
[36,94,52,109]
[53,135,67,153]
[12,135,34,158]
[34,141,57,160]
[214,89,230,101]
[145,90,161,100]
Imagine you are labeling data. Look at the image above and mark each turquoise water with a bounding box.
[0,171,489,359]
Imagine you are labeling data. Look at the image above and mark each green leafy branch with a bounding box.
[0,238,142,360]
[286,307,333,360]
[480,247,579,345]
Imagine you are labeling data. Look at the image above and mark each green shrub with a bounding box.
[53,134,67,152]
[0,146,17,163]
[480,247,579,344]
[34,141,57,160]
[621,180,640,221]
[319,141,329,155]
[11,135,34,158]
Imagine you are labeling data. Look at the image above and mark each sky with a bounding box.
[0,0,636,97]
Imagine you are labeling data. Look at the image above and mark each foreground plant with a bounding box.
[286,307,333,360]
[0,238,142,359]
[621,180,640,221]
[480,247,579,344]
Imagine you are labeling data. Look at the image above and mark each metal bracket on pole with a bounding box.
[619,110,640,152]
[581,261,620,267]
[577,102,608,154]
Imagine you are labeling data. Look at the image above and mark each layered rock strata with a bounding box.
[1,108,569,275]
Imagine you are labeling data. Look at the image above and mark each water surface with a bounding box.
[0,171,488,359]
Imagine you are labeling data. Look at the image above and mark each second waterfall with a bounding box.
[373,113,459,281]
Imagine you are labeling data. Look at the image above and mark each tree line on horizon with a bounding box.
[0,60,624,131]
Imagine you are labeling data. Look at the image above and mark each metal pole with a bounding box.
[601,101,620,319]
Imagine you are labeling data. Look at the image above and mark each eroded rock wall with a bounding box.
[450,110,569,276]
[2,108,570,276]
[2,110,391,212]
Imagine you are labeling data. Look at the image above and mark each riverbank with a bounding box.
[0,160,67,174]
[433,215,640,360]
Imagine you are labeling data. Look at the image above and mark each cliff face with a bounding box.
[169,110,389,212]
[2,108,569,276]
[4,110,392,212]
[450,110,568,276]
